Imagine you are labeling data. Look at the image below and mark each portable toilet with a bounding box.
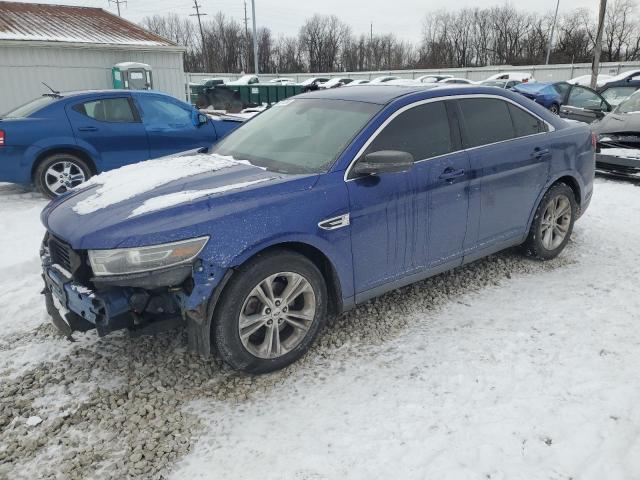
[112,62,153,90]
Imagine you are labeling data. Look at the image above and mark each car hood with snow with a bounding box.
[41,153,316,249]
[593,112,640,138]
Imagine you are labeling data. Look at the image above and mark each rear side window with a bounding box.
[459,98,515,148]
[74,98,136,122]
[367,102,453,161]
[508,104,546,137]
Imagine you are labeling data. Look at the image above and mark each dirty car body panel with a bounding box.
[40,85,595,359]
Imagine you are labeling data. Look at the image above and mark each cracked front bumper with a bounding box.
[40,232,229,356]
[43,264,133,336]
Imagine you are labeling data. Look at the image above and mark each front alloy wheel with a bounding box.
[239,272,316,359]
[213,250,327,373]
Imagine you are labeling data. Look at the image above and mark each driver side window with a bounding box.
[567,86,605,109]
[366,102,453,162]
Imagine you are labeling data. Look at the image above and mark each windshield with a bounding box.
[615,90,640,113]
[2,96,56,119]
[603,86,638,107]
[213,98,380,174]
[482,80,506,87]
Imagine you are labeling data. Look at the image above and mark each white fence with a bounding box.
[185,61,640,91]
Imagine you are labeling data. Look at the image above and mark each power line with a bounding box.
[190,0,208,71]
[108,0,126,17]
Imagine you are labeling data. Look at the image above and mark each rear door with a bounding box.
[456,97,550,258]
[66,95,150,171]
[134,93,217,159]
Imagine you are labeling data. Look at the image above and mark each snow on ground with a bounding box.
[0,178,639,479]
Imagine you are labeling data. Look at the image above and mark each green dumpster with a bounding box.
[227,83,303,107]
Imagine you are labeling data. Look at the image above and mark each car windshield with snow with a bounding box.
[40,85,595,373]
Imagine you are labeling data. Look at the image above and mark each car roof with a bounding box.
[59,89,173,99]
[299,84,516,105]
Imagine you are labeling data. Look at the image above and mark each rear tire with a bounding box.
[523,182,577,260]
[34,153,92,199]
[212,250,328,374]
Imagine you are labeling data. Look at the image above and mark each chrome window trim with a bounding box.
[343,93,556,182]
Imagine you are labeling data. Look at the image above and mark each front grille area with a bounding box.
[48,236,73,273]
[46,234,93,285]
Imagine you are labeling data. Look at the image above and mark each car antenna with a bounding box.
[42,82,61,97]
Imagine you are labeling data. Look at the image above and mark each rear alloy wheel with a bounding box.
[35,153,92,199]
[523,182,576,260]
[213,251,327,373]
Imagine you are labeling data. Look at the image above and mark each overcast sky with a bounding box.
[22,0,599,42]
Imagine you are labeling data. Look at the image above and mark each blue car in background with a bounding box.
[40,85,594,373]
[512,81,611,119]
[0,90,242,197]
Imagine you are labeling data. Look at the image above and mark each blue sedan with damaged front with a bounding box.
[40,85,595,374]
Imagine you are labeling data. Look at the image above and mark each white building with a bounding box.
[0,1,185,113]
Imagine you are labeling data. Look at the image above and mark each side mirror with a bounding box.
[197,113,209,126]
[353,150,414,176]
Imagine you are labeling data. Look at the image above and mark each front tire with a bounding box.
[34,153,92,199]
[523,182,577,260]
[212,250,328,374]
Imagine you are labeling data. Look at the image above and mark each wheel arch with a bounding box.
[525,174,583,236]
[31,147,97,181]
[230,241,344,317]
[555,175,582,208]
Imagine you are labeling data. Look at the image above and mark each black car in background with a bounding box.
[301,77,330,92]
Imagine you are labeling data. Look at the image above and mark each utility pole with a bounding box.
[591,0,607,89]
[243,1,250,72]
[545,0,560,65]
[251,0,259,74]
[108,0,126,17]
[190,0,208,72]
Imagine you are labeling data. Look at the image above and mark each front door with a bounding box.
[347,100,470,296]
[66,95,150,171]
[560,85,610,124]
[134,93,217,158]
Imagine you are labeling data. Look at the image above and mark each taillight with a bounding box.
[592,132,597,149]
[0,130,4,146]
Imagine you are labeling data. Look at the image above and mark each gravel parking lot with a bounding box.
[1,178,639,479]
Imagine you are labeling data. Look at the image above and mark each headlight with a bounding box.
[88,236,209,276]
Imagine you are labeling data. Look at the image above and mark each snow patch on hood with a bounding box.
[128,178,275,218]
[72,154,250,215]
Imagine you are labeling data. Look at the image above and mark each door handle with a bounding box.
[439,168,465,183]
[532,148,550,159]
[77,126,98,132]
